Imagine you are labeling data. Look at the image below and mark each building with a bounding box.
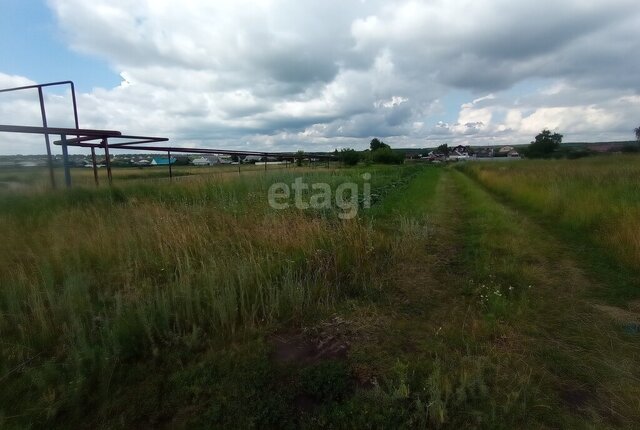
[191,155,224,166]
[493,146,520,158]
[243,155,264,163]
[191,157,211,166]
[475,148,494,158]
[150,157,177,166]
[449,145,471,160]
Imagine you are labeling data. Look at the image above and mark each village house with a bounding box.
[150,157,177,166]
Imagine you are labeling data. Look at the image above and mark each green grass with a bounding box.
[1,160,640,428]
[0,163,319,191]
[458,155,640,267]
[458,155,640,304]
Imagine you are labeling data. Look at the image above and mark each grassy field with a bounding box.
[0,157,639,428]
[0,163,321,191]
[459,155,640,303]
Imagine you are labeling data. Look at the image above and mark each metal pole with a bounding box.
[37,87,56,189]
[69,82,80,131]
[168,150,173,181]
[91,147,99,186]
[60,134,72,188]
[103,138,113,186]
[68,81,84,187]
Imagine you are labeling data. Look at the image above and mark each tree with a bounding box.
[635,126,640,146]
[526,129,562,158]
[295,150,305,167]
[436,143,450,156]
[370,138,390,151]
[338,148,360,166]
[371,147,405,164]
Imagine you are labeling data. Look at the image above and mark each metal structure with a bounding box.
[0,80,336,188]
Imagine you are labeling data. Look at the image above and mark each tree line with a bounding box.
[337,138,405,166]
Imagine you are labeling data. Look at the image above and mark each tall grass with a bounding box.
[0,163,303,191]
[460,155,640,268]
[0,167,406,423]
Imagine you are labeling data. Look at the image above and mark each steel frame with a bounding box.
[0,80,336,188]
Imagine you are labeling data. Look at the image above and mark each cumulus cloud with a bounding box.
[0,0,639,154]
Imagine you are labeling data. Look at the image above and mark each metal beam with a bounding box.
[37,87,56,189]
[0,80,76,94]
[0,124,121,137]
[56,143,336,160]
[103,138,113,186]
[91,147,99,186]
[60,135,72,188]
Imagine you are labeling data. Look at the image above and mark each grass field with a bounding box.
[0,162,323,191]
[1,157,639,428]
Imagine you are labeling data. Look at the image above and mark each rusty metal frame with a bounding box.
[1,80,337,188]
[0,81,81,188]
[0,124,122,188]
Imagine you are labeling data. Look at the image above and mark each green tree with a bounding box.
[371,147,405,164]
[339,148,361,166]
[635,126,640,146]
[370,138,390,151]
[295,150,305,167]
[436,144,450,156]
[526,129,562,158]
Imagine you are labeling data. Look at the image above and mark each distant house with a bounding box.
[496,146,515,156]
[150,157,177,166]
[191,156,222,166]
[191,157,209,166]
[494,146,520,158]
[449,145,471,160]
[243,155,264,163]
[476,147,494,158]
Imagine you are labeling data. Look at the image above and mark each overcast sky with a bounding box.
[1,0,639,154]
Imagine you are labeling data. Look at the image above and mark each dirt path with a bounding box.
[343,168,640,428]
[451,169,640,427]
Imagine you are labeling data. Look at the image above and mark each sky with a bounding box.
[0,0,639,155]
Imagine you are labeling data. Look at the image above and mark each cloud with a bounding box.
[0,0,639,154]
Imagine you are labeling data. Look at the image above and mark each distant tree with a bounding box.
[295,150,305,167]
[370,138,390,151]
[173,156,191,166]
[635,126,640,145]
[371,147,405,164]
[436,143,450,156]
[525,129,562,158]
[339,148,361,166]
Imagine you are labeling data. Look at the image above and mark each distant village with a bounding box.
[0,141,634,168]
[0,153,272,168]
[414,145,521,162]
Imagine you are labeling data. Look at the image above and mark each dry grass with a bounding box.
[0,167,396,424]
